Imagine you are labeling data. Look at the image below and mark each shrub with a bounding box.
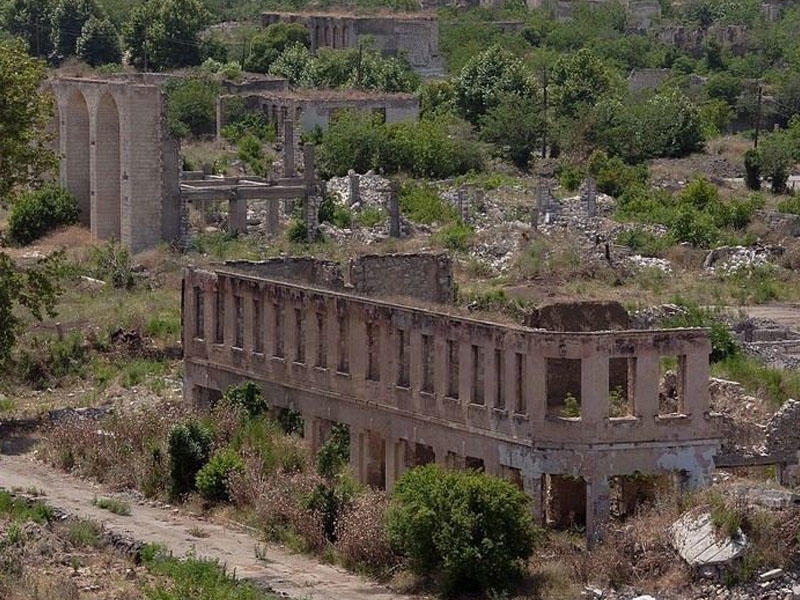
[7,186,80,245]
[93,496,131,515]
[317,193,353,228]
[744,148,761,191]
[18,332,88,389]
[387,464,536,593]
[287,220,308,243]
[237,134,270,177]
[196,448,244,502]
[356,206,385,228]
[305,476,357,542]
[89,240,134,288]
[434,222,474,251]
[557,164,584,192]
[221,382,267,418]
[587,150,648,197]
[166,76,221,138]
[616,228,671,257]
[335,490,396,574]
[168,420,213,500]
[398,182,457,225]
[221,112,276,145]
[662,301,738,362]
[316,424,350,480]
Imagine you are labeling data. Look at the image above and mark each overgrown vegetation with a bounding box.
[7,185,79,246]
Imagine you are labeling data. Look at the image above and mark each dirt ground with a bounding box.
[0,451,423,600]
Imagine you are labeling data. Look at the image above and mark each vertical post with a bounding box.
[266,200,279,236]
[348,170,360,206]
[228,190,247,235]
[586,176,597,217]
[457,188,470,224]
[303,145,317,244]
[586,475,611,548]
[283,119,295,178]
[388,181,400,238]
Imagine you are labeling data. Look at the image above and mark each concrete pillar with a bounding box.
[350,427,365,483]
[581,353,609,424]
[586,475,611,547]
[348,170,360,206]
[457,188,470,224]
[388,181,400,238]
[522,472,543,525]
[283,119,295,178]
[266,200,279,236]
[228,190,247,235]
[303,145,317,243]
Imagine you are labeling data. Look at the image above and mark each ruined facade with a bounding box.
[182,263,720,541]
[217,89,419,136]
[261,11,443,75]
[50,76,181,252]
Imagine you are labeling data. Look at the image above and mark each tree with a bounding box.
[2,0,55,56]
[51,0,98,58]
[122,0,209,71]
[0,251,65,365]
[0,37,56,200]
[76,15,121,66]
[480,92,544,170]
[244,22,308,73]
[551,48,615,119]
[387,464,536,593]
[268,42,312,85]
[165,75,221,138]
[456,45,533,125]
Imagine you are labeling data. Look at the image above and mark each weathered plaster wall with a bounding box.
[182,265,720,540]
[349,252,454,304]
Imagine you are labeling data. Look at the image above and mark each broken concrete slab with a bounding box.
[670,509,748,567]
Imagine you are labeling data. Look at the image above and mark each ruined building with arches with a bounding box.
[50,76,182,252]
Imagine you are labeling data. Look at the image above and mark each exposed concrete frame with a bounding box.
[182,266,721,543]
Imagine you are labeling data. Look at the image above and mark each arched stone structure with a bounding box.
[51,76,181,252]
[93,93,121,240]
[64,90,90,224]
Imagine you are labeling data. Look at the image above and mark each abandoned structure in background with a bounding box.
[50,75,182,252]
[182,256,720,542]
[261,11,443,75]
[216,89,420,137]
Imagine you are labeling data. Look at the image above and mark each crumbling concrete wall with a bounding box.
[527,300,630,332]
[224,258,345,289]
[349,252,454,304]
[261,11,442,75]
[217,90,419,135]
[50,76,181,252]
[182,265,719,542]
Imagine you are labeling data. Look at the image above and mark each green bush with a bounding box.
[399,182,457,225]
[744,148,761,191]
[434,222,474,251]
[318,110,483,178]
[588,150,648,197]
[89,240,134,289]
[7,186,79,245]
[317,193,353,228]
[166,76,221,138]
[287,220,308,243]
[305,476,357,542]
[237,134,270,177]
[221,112,276,145]
[196,448,244,502]
[615,227,671,257]
[662,301,738,362]
[356,206,385,228]
[168,421,213,500]
[316,423,350,480]
[387,464,536,594]
[221,382,267,418]
[556,164,584,192]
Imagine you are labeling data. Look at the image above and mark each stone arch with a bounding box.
[93,93,121,240]
[64,90,90,225]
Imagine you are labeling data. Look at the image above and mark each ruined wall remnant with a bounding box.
[261,11,443,75]
[182,265,719,543]
[527,300,630,332]
[349,252,454,304]
[50,75,181,253]
[224,258,346,289]
[216,89,419,136]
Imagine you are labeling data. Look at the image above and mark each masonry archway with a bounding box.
[93,93,121,240]
[65,90,90,225]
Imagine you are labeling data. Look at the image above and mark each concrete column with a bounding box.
[385,439,400,492]
[283,119,295,178]
[635,350,660,420]
[348,170,360,206]
[307,416,323,454]
[581,352,609,424]
[242,286,254,352]
[228,191,247,235]
[388,181,400,238]
[684,341,711,416]
[266,200,279,236]
[349,427,365,483]
[586,475,611,547]
[303,145,317,243]
[522,472,543,525]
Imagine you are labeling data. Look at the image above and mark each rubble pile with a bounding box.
[704,245,785,274]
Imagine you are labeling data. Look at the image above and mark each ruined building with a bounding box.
[261,11,443,75]
[50,75,182,252]
[182,256,719,542]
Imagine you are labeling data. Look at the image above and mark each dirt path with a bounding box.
[0,453,419,600]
